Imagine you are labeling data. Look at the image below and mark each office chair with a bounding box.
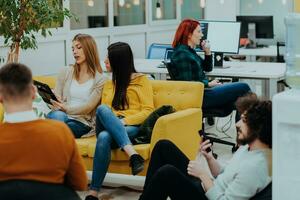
[276,41,285,63]
[276,42,291,89]
[201,105,237,155]
[250,182,272,200]
[147,43,172,59]
[165,62,237,155]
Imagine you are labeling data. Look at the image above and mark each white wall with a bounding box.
[0,0,295,75]
[0,24,177,75]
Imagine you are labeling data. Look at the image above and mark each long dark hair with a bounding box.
[107,42,137,110]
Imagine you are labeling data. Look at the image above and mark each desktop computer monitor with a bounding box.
[199,20,241,67]
[88,16,107,28]
[236,15,274,39]
[199,20,241,54]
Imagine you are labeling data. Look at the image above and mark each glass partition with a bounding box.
[152,0,177,21]
[70,0,108,30]
[180,0,204,20]
[113,0,146,26]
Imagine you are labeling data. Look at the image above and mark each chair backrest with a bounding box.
[151,80,204,111]
[165,61,177,80]
[250,183,272,200]
[164,48,174,62]
[147,43,172,59]
[276,42,285,63]
[0,180,81,200]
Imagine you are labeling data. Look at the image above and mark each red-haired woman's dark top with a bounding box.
[170,44,212,87]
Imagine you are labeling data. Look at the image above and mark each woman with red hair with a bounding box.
[170,19,250,116]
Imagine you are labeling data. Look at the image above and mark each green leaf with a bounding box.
[0,0,76,56]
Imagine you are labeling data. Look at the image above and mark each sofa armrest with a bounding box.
[0,104,4,123]
[150,108,202,160]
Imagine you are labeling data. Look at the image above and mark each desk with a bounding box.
[132,59,286,99]
[207,62,286,99]
[236,45,277,61]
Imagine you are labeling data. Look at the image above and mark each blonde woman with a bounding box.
[47,34,107,138]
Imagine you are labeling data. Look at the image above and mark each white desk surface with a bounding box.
[132,58,286,80]
[209,61,286,79]
[237,45,277,57]
[102,59,165,74]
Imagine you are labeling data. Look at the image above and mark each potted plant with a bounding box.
[0,0,74,63]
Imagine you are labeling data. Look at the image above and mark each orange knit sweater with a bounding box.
[0,119,87,191]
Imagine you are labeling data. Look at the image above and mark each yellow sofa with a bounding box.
[0,104,3,123]
[0,76,204,176]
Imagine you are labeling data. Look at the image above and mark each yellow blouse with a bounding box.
[101,74,154,125]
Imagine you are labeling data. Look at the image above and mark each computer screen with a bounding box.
[88,16,107,28]
[164,48,174,61]
[236,16,274,39]
[199,20,241,54]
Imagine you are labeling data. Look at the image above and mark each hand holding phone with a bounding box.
[200,39,210,49]
[198,130,212,153]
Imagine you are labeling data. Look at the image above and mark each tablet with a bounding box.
[33,80,58,104]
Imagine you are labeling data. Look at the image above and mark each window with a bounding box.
[180,0,204,20]
[70,0,108,30]
[152,0,177,21]
[114,0,146,26]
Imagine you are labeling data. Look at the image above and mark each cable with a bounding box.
[215,113,233,140]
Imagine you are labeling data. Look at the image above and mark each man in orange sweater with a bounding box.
[0,63,88,200]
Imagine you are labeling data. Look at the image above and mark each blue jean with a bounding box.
[203,82,250,120]
[47,111,91,138]
[90,105,139,191]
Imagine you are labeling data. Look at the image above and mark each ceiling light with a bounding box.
[133,0,140,6]
[156,1,162,19]
[87,0,94,7]
[257,0,263,4]
[282,0,287,5]
[200,0,206,8]
[119,0,125,7]
[220,0,225,4]
[126,3,131,8]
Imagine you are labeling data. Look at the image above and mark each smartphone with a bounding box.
[199,39,204,50]
[198,130,212,153]
[217,79,231,83]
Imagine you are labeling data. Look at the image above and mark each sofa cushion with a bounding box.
[0,104,4,123]
[75,136,97,157]
[75,137,150,161]
[151,80,203,111]
[33,76,56,89]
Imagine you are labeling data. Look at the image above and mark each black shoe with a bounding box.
[129,154,144,175]
[85,195,99,200]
